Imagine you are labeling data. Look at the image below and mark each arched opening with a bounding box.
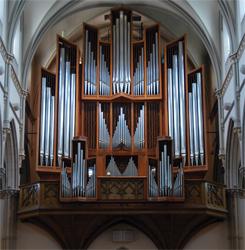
[226,119,242,188]
[3,120,18,190]
[87,222,157,250]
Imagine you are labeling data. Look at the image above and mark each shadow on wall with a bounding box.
[87,223,157,250]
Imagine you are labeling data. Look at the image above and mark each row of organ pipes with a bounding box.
[188,71,204,165]
[148,143,184,198]
[106,156,138,176]
[134,105,145,149]
[133,45,144,95]
[57,44,76,165]
[83,11,161,97]
[60,142,96,198]
[167,41,186,165]
[99,103,110,148]
[39,71,55,166]
[84,27,97,95]
[146,29,159,95]
[112,11,131,94]
[112,107,131,148]
[99,44,110,96]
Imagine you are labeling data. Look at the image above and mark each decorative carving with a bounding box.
[206,183,225,209]
[42,183,59,206]
[185,183,202,204]
[20,183,40,209]
[99,178,145,200]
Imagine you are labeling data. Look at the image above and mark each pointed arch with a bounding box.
[3,120,19,190]
[225,119,242,188]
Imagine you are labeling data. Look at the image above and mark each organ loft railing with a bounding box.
[36,9,208,202]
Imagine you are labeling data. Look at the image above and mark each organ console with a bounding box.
[36,8,208,202]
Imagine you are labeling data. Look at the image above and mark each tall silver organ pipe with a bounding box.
[188,71,204,165]
[159,145,172,196]
[134,105,144,149]
[112,107,131,148]
[57,48,65,165]
[44,82,50,165]
[84,27,97,95]
[39,73,55,166]
[99,103,110,148]
[146,29,159,95]
[112,11,131,94]
[197,73,204,165]
[173,55,180,158]
[178,42,186,164]
[133,46,144,95]
[57,45,77,165]
[167,42,186,163]
[99,45,110,96]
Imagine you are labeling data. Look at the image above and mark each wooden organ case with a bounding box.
[36,9,208,202]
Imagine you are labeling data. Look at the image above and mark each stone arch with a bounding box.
[3,120,19,190]
[86,220,158,250]
[20,0,221,90]
[226,119,242,188]
[240,105,245,188]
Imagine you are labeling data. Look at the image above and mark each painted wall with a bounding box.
[88,223,157,250]
[16,222,62,250]
[183,221,230,250]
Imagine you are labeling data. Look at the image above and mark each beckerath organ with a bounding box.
[36,8,208,202]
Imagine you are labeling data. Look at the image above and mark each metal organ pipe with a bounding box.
[147,30,159,95]
[178,42,186,164]
[172,55,180,158]
[56,44,77,165]
[192,82,199,165]
[58,48,65,165]
[159,145,173,197]
[50,95,55,165]
[44,87,51,165]
[189,92,194,166]
[39,74,55,166]
[188,72,204,166]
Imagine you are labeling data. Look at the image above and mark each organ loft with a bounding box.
[18,8,227,249]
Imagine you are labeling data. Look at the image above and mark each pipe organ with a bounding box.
[36,8,208,202]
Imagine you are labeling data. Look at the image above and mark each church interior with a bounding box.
[0,0,245,249]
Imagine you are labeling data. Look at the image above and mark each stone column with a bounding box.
[0,189,18,250]
[227,188,245,250]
